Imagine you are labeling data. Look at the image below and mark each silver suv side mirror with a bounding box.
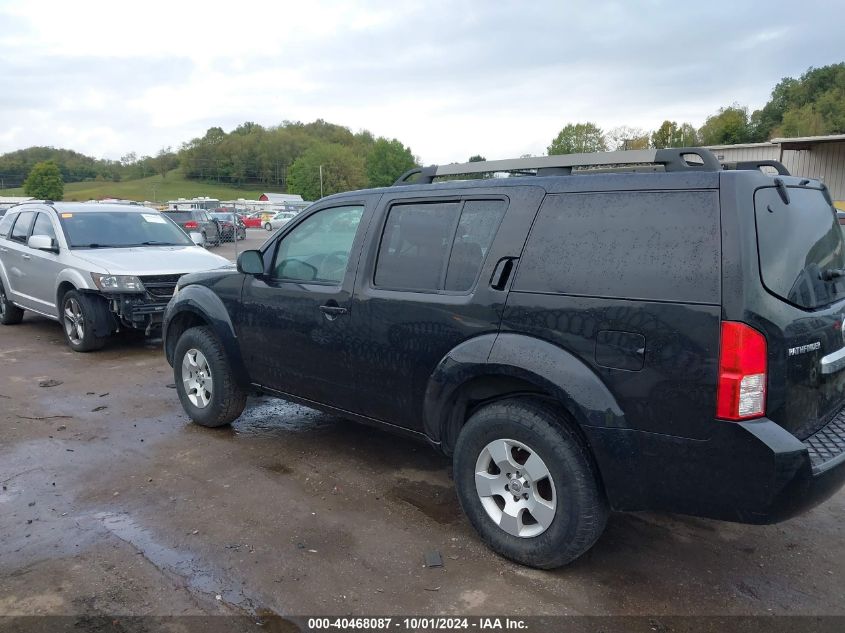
[28,234,58,252]
[189,232,204,246]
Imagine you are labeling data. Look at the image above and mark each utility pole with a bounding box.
[319,165,324,198]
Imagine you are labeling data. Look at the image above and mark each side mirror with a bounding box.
[28,234,58,252]
[237,250,265,275]
[189,231,204,246]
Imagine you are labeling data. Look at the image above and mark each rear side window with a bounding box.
[375,199,506,292]
[10,211,35,244]
[445,200,506,291]
[514,191,720,303]
[755,187,845,309]
[0,212,16,238]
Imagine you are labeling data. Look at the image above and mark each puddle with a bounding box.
[232,398,338,436]
[96,511,262,613]
[390,478,460,524]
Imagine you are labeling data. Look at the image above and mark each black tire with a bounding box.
[237,228,246,241]
[0,279,24,325]
[453,398,608,569]
[200,231,209,248]
[60,290,108,352]
[264,222,272,231]
[173,326,246,427]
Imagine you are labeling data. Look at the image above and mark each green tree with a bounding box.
[547,123,608,155]
[365,138,416,187]
[698,106,752,145]
[650,120,698,148]
[154,147,178,179]
[287,143,367,200]
[750,64,845,140]
[23,160,63,199]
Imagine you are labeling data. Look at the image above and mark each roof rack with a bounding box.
[393,147,725,185]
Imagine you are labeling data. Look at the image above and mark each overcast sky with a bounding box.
[0,0,842,165]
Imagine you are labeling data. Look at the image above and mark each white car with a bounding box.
[0,202,230,351]
[264,211,296,231]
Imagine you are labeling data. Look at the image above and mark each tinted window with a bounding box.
[10,211,35,243]
[31,212,57,242]
[164,212,193,223]
[445,200,506,291]
[375,202,461,290]
[58,212,193,248]
[755,187,845,309]
[0,211,16,238]
[272,206,364,283]
[515,191,720,303]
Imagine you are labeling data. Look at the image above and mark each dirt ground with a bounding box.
[1,278,844,623]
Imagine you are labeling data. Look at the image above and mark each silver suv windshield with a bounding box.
[58,211,194,248]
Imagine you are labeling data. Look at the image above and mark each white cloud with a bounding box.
[0,0,841,164]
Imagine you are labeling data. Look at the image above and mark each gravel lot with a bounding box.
[1,233,844,623]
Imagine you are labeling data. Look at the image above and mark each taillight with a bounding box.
[184,221,198,229]
[716,321,767,420]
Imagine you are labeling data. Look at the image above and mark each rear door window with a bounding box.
[514,191,721,303]
[9,211,35,244]
[375,199,506,292]
[755,187,845,309]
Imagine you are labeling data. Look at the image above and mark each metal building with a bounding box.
[705,134,845,207]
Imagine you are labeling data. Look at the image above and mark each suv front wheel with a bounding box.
[61,290,107,352]
[173,326,247,427]
[453,398,608,568]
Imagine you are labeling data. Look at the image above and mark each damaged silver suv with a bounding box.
[0,202,229,351]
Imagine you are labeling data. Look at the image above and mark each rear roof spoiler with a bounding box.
[721,160,791,176]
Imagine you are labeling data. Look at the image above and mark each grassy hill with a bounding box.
[1,170,273,203]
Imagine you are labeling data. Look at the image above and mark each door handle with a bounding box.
[319,304,348,319]
[21,254,31,260]
[490,257,518,291]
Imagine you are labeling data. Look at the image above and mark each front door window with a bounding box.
[272,205,364,284]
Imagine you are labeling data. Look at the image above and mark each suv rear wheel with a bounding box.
[453,398,608,568]
[174,326,247,427]
[0,279,24,325]
[61,290,107,352]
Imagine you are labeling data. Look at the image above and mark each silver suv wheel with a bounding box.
[474,438,557,538]
[63,297,85,344]
[182,348,213,408]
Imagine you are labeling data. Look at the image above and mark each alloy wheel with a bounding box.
[63,298,84,344]
[182,348,213,408]
[474,438,557,538]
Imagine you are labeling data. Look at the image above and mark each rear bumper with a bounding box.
[584,415,845,524]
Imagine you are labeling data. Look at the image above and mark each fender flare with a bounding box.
[162,284,248,384]
[423,332,626,446]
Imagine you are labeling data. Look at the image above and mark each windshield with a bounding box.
[755,186,845,309]
[58,211,194,248]
[210,213,235,222]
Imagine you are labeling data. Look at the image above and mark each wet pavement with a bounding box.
[1,314,844,619]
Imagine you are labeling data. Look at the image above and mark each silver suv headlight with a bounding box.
[90,273,146,293]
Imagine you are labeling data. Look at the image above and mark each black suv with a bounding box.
[162,210,222,247]
[163,148,845,568]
